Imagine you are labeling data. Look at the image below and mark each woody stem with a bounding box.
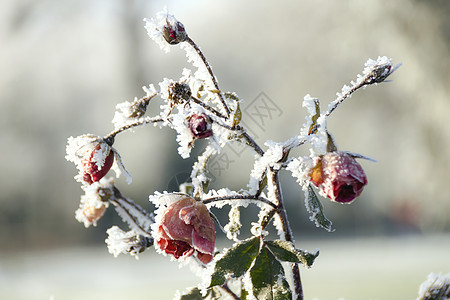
[268,167,304,300]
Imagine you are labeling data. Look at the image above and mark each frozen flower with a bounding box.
[153,195,215,264]
[144,9,187,53]
[66,135,115,185]
[188,114,213,139]
[310,151,367,203]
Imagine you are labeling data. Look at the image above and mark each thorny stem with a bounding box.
[186,37,231,118]
[268,167,303,300]
[203,194,277,210]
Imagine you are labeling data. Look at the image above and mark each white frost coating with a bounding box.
[247,141,284,194]
[112,84,157,130]
[75,179,112,227]
[143,8,177,53]
[309,115,328,156]
[286,156,314,189]
[179,42,212,90]
[417,272,450,300]
[223,205,242,241]
[204,188,248,209]
[105,226,141,259]
[65,134,111,183]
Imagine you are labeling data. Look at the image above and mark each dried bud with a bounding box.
[75,178,114,227]
[188,114,212,139]
[162,19,187,45]
[106,226,153,258]
[310,151,367,203]
[155,195,215,264]
[168,82,191,104]
[81,145,114,185]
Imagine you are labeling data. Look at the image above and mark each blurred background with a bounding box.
[0,0,449,299]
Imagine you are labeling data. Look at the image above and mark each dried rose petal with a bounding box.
[155,196,215,263]
[311,151,367,203]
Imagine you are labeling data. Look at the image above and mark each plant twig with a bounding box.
[186,37,231,118]
[203,194,277,210]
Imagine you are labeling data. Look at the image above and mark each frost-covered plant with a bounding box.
[65,8,401,300]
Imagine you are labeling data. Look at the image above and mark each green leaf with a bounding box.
[178,287,222,300]
[249,246,292,300]
[179,287,202,300]
[266,240,319,268]
[305,184,334,232]
[209,237,261,287]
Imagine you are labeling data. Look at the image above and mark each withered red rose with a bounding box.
[311,151,367,203]
[156,196,215,263]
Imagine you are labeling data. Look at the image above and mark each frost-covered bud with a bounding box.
[310,151,367,203]
[162,18,187,45]
[75,178,114,227]
[362,56,401,85]
[155,195,215,264]
[106,226,153,259]
[188,114,212,139]
[66,135,115,185]
[168,82,191,104]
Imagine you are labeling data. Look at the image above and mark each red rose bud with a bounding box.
[188,114,213,139]
[162,19,187,45]
[81,144,115,185]
[156,196,215,264]
[311,151,367,203]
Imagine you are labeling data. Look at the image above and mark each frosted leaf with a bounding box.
[105,226,152,259]
[417,272,450,300]
[111,148,132,184]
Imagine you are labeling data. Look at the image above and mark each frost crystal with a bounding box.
[417,272,450,300]
[223,205,242,241]
[248,141,284,194]
[112,84,156,130]
[105,226,152,259]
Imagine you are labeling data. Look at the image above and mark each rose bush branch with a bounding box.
[65,8,400,300]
